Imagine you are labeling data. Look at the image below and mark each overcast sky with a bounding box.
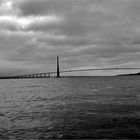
[0,0,140,76]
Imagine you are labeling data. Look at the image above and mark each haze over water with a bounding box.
[0,76,140,139]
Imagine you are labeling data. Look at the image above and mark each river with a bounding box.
[0,76,140,139]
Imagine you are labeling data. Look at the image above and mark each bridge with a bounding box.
[1,56,140,79]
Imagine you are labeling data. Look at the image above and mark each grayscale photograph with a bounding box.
[0,0,140,139]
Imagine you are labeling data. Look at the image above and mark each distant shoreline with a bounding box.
[118,72,140,76]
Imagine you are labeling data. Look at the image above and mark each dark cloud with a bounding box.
[16,0,115,37]
[15,0,84,16]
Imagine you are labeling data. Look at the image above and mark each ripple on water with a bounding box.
[0,77,140,139]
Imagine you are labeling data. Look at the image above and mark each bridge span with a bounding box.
[1,56,140,79]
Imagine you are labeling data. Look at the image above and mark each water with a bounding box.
[0,76,140,139]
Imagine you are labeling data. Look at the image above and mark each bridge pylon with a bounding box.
[57,56,60,78]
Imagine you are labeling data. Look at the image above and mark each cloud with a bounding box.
[15,0,118,36]
[0,0,140,75]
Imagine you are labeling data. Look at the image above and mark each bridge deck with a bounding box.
[0,67,140,79]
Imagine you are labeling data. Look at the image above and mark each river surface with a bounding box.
[0,76,140,139]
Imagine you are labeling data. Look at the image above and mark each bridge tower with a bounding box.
[57,56,60,77]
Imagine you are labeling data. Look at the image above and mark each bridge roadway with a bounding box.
[0,67,140,79]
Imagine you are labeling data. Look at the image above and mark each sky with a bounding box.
[0,0,140,76]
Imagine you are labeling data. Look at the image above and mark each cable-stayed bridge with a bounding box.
[1,56,140,79]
